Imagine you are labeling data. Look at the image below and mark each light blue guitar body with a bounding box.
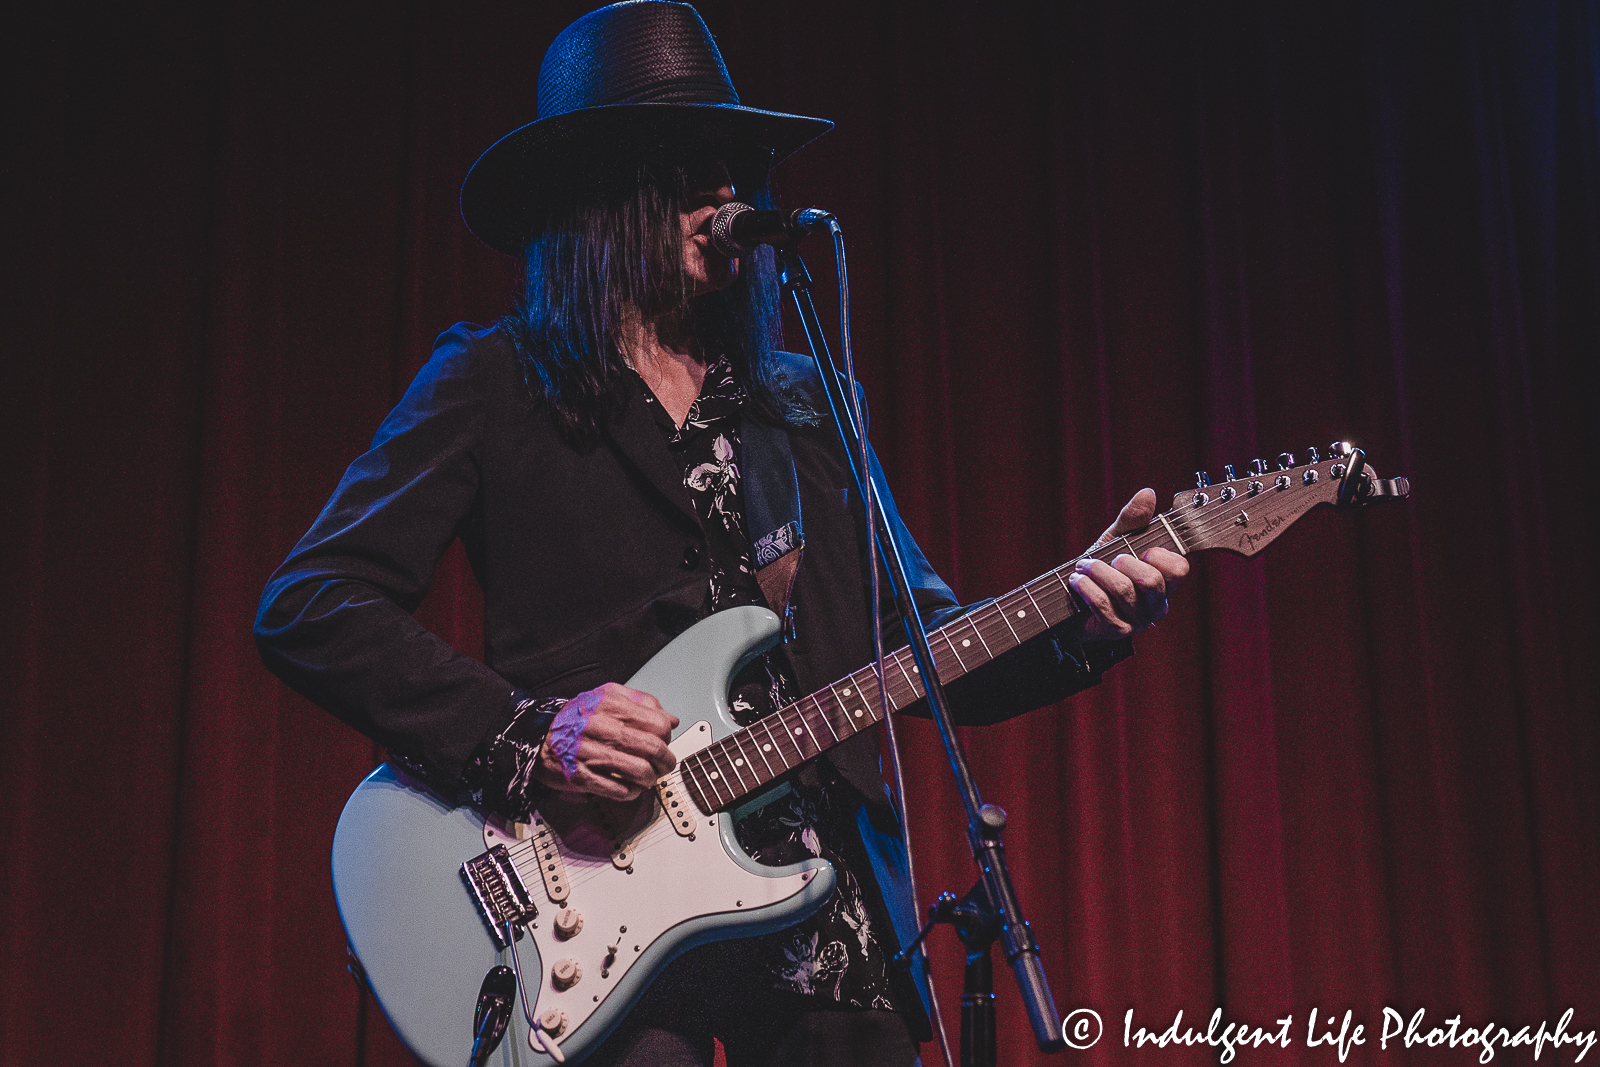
[332,606,836,1067]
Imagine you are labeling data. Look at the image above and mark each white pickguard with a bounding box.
[484,721,823,1055]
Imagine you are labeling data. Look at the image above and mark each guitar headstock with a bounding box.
[1171,443,1410,557]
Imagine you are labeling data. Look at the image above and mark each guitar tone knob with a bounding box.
[551,958,582,990]
[539,1007,568,1036]
[554,908,583,939]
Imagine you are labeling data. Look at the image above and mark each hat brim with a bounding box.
[460,102,834,256]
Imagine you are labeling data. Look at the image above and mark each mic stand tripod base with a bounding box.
[895,884,1002,1067]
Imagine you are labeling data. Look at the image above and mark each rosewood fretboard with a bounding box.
[677,517,1193,815]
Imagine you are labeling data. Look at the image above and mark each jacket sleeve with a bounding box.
[254,327,520,780]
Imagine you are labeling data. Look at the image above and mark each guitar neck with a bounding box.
[678,516,1191,815]
[677,449,1405,814]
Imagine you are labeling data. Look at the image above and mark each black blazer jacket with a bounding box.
[255,323,1129,1026]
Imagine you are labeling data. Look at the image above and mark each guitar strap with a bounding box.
[742,415,804,637]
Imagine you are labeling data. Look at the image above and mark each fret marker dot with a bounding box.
[763,744,771,752]
[1017,610,1026,618]
[854,709,863,717]
[795,728,803,735]
[735,759,744,767]
[842,688,851,696]
[911,666,919,673]
[962,638,971,647]
[710,771,720,780]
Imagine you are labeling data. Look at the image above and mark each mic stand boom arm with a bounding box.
[775,247,1066,1054]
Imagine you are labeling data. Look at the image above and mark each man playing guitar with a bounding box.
[255,4,1186,1063]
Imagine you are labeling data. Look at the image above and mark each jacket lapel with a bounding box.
[603,381,701,532]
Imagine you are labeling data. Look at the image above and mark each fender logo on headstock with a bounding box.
[1238,512,1286,553]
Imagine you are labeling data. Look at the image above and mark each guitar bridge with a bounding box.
[462,845,538,948]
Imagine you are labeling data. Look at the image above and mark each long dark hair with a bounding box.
[499,150,812,443]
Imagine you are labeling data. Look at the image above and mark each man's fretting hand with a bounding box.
[1069,488,1190,642]
[531,683,679,800]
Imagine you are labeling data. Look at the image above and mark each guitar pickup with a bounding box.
[462,845,538,947]
[656,773,697,838]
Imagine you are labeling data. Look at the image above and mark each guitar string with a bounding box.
[676,475,1330,806]
[533,474,1335,891]
[673,497,1206,791]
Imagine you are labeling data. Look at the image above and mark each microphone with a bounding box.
[709,202,835,257]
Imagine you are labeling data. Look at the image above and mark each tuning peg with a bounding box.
[1330,441,1354,457]
[1195,471,1211,488]
[1249,458,1268,477]
[1223,464,1237,481]
[1277,453,1295,470]
[1306,446,1321,463]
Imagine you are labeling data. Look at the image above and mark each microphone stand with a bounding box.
[775,246,1066,1058]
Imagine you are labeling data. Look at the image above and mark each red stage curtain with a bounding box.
[3,2,1595,1064]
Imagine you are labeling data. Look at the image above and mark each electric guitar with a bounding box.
[332,447,1408,1066]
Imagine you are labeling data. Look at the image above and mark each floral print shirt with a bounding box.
[635,357,898,1012]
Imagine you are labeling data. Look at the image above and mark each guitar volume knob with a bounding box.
[554,908,583,939]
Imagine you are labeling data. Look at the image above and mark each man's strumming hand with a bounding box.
[531,683,679,800]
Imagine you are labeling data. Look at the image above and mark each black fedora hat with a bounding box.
[460,0,834,256]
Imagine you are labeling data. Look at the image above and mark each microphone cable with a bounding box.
[825,220,957,1067]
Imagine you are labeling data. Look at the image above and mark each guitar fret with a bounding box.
[763,715,797,769]
[845,675,869,721]
[964,615,994,659]
[1020,583,1049,631]
[772,710,803,764]
[705,750,733,805]
[896,654,924,701]
[812,694,842,742]
[853,669,889,717]
[867,666,901,711]
[993,598,1023,643]
[694,755,726,810]
[796,702,824,752]
[827,683,861,732]
[726,732,755,792]
[748,723,777,777]
[806,697,832,748]
[939,628,969,672]
[972,610,1014,658]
